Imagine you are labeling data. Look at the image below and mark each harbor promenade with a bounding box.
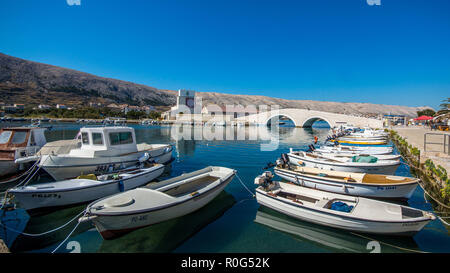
[393,126,450,172]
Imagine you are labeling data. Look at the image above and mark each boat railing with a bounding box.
[424,132,450,155]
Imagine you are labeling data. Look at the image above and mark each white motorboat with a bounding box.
[33,126,173,180]
[286,150,400,175]
[255,172,435,236]
[79,166,236,239]
[0,127,47,177]
[314,145,393,155]
[274,165,418,199]
[9,163,165,211]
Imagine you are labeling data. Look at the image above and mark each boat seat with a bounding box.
[315,199,330,208]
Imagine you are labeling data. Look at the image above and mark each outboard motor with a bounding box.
[254,171,274,190]
[138,152,150,163]
[281,153,290,167]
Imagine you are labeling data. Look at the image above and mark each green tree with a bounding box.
[416,109,435,117]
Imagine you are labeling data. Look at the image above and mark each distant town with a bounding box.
[0,89,442,128]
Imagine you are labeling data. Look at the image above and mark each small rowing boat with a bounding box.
[286,150,400,175]
[274,165,418,199]
[9,163,165,212]
[311,151,400,161]
[79,166,236,239]
[255,172,435,236]
[314,145,393,155]
[329,138,388,145]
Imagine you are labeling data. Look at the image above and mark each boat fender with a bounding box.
[118,180,124,192]
[297,161,304,166]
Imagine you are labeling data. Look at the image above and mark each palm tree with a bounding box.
[440,98,450,110]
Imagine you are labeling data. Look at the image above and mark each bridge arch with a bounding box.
[264,113,298,127]
[236,108,383,129]
[301,116,332,128]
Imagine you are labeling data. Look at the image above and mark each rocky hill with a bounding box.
[0,53,430,116]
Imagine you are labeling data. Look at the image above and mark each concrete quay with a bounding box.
[392,126,450,172]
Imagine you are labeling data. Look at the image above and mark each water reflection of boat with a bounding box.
[254,206,421,253]
[97,191,236,253]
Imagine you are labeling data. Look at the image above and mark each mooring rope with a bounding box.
[398,159,450,210]
[51,210,87,253]
[349,232,428,253]
[396,156,450,228]
[235,173,255,198]
[0,209,86,237]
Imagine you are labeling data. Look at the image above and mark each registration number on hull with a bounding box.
[377,186,397,191]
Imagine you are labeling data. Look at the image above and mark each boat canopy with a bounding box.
[70,127,138,157]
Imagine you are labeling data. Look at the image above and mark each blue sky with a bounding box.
[1,0,449,109]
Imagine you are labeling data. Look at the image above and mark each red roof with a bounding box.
[414,115,433,121]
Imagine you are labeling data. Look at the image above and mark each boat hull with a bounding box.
[288,153,400,175]
[10,165,165,211]
[91,174,234,240]
[256,190,430,236]
[0,160,20,177]
[40,146,172,180]
[274,168,417,200]
[331,139,388,145]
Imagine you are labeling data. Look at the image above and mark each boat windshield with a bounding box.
[11,131,28,144]
[81,132,90,145]
[0,131,12,144]
[92,133,104,145]
[109,132,134,145]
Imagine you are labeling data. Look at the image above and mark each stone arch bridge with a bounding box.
[236,108,383,128]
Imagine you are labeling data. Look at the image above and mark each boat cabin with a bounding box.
[0,127,47,160]
[71,127,138,157]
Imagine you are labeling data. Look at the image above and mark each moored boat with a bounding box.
[79,166,236,239]
[8,163,165,212]
[329,138,388,145]
[287,150,400,175]
[274,165,418,199]
[34,126,173,180]
[312,151,400,161]
[0,127,47,178]
[255,172,435,236]
[315,145,393,155]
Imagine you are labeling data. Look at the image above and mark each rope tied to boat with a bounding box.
[349,232,429,253]
[235,173,255,198]
[0,209,86,237]
[397,157,450,227]
[51,209,87,253]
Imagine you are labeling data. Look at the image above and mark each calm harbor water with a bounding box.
[2,121,450,253]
